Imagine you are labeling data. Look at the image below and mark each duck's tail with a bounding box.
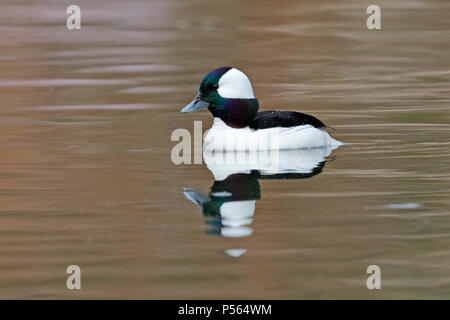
[322,126,350,147]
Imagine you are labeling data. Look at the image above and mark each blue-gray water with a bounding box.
[0,0,449,298]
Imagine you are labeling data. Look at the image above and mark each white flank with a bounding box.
[203,118,342,152]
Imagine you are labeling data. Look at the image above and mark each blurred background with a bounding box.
[0,0,449,298]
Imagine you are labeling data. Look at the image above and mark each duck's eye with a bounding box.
[211,84,218,90]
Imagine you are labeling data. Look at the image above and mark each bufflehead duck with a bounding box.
[181,66,343,150]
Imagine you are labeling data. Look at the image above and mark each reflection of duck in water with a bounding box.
[183,148,334,249]
[184,173,260,238]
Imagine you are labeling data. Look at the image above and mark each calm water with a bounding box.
[0,0,449,299]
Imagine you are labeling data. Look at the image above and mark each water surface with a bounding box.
[0,0,449,299]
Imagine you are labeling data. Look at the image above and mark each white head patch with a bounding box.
[218,68,255,99]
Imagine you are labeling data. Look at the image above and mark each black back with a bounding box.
[249,110,325,130]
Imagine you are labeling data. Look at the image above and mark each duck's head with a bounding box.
[181,67,259,128]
